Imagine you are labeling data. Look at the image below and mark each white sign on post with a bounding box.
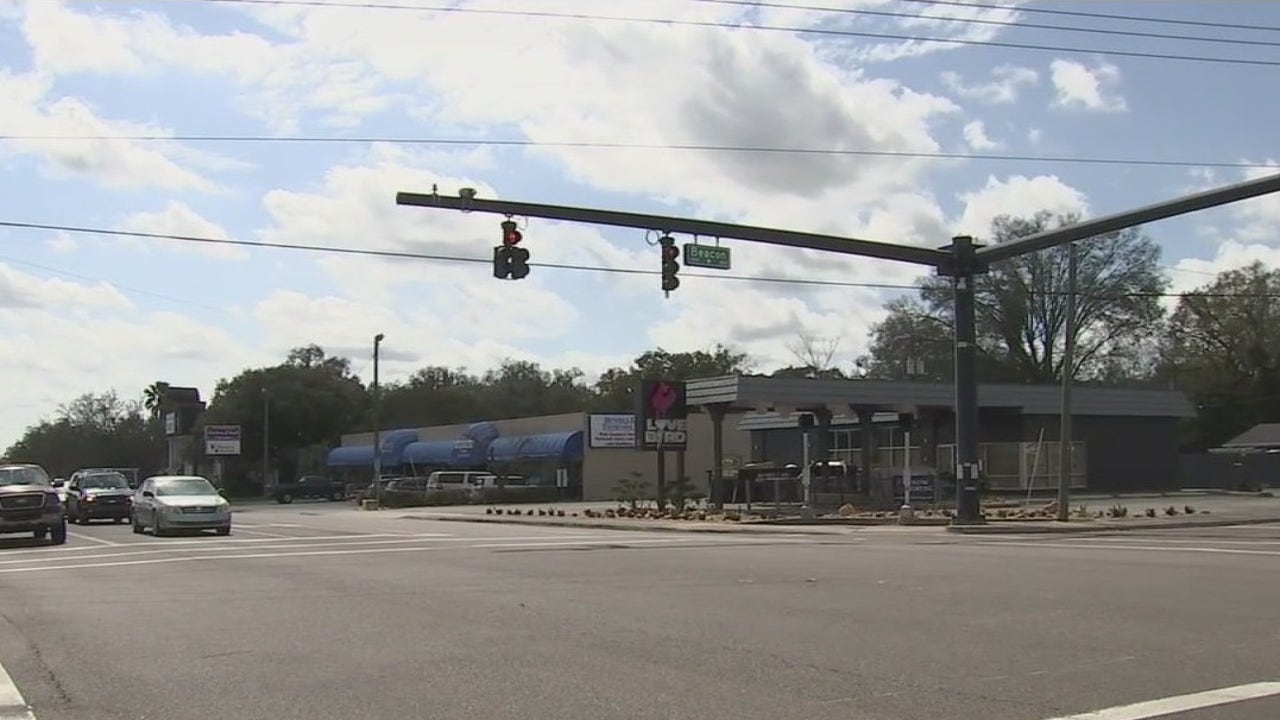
[588,414,638,448]
[204,425,242,456]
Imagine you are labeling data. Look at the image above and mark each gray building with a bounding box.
[687,375,1195,500]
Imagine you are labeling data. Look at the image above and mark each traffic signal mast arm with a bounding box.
[396,191,948,267]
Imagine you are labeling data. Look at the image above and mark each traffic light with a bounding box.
[493,220,530,280]
[659,235,679,293]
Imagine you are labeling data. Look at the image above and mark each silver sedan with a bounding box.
[130,475,232,536]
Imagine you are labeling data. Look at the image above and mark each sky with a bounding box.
[1,0,1278,446]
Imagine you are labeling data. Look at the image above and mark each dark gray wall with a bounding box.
[1180,452,1279,490]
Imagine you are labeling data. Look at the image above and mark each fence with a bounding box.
[830,440,1086,491]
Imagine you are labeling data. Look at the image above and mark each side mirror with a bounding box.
[218,489,228,498]
[51,479,65,488]
[142,490,155,498]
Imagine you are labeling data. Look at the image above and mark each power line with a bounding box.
[0,219,1269,300]
[186,0,1280,68]
[892,0,1280,34]
[691,0,1280,49]
[2,133,1273,170]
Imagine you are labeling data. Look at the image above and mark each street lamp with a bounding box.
[372,333,385,506]
[261,387,270,498]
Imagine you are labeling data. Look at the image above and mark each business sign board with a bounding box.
[636,380,688,451]
[588,414,637,449]
[204,425,242,456]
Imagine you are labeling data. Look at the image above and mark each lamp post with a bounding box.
[261,387,270,498]
[372,333,385,507]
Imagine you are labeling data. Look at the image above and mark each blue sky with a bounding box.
[0,0,1278,444]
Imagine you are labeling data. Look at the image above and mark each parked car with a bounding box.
[130,475,231,537]
[0,463,67,544]
[64,470,133,524]
[272,476,348,504]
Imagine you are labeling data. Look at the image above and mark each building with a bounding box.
[1179,423,1280,491]
[687,375,1195,500]
[325,411,753,502]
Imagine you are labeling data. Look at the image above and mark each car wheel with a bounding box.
[215,525,231,536]
[32,526,47,540]
[49,520,67,545]
[131,512,144,534]
[278,493,294,504]
[113,517,124,524]
[152,512,166,537]
[77,509,90,525]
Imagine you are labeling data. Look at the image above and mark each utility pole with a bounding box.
[372,333,385,507]
[261,387,270,499]
[397,171,1280,526]
[1057,243,1078,521]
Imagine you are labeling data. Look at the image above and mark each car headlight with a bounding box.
[163,503,185,514]
[83,494,96,502]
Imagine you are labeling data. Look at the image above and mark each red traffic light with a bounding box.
[501,220,522,246]
[661,245,679,262]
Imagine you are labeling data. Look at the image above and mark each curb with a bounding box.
[397,514,857,536]
[945,516,1280,535]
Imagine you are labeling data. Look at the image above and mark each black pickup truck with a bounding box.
[272,476,348,504]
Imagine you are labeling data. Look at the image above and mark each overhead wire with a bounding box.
[891,0,1280,34]
[182,0,1280,68]
[689,0,1280,49]
[0,220,1269,300]
[1,133,1273,170]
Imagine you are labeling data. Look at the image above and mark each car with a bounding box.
[0,463,67,545]
[64,470,134,524]
[130,475,231,537]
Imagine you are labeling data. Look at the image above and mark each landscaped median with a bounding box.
[948,501,1280,534]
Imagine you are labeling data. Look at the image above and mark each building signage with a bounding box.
[588,414,638,449]
[636,380,688,451]
[204,425,242,456]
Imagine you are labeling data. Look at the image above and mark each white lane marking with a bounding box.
[0,536,799,574]
[1042,681,1280,719]
[67,531,119,547]
[977,541,1280,557]
[1066,536,1280,546]
[0,534,625,566]
[228,527,296,538]
[0,657,35,720]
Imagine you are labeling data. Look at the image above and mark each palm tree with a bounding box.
[143,381,171,418]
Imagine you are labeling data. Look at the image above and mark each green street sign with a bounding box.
[683,243,731,270]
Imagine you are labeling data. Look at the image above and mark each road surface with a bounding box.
[0,503,1277,720]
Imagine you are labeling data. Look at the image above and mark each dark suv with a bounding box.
[0,463,67,544]
[65,470,134,524]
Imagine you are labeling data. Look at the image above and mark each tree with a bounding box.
[858,297,958,381]
[143,381,171,418]
[863,212,1167,383]
[4,391,163,478]
[198,346,370,465]
[773,330,845,379]
[1164,262,1280,448]
[593,345,752,410]
[481,361,594,419]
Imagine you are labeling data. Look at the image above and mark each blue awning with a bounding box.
[488,431,584,464]
[327,445,374,468]
[402,440,454,466]
[378,428,420,466]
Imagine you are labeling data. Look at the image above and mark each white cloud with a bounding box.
[962,120,1001,151]
[941,64,1039,104]
[0,69,218,191]
[117,201,249,260]
[1049,59,1127,113]
[45,232,76,254]
[0,261,132,312]
[953,175,1090,238]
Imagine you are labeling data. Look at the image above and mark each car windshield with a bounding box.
[154,478,216,497]
[82,474,130,490]
[0,466,51,487]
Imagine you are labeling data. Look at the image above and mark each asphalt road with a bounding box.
[0,503,1278,720]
